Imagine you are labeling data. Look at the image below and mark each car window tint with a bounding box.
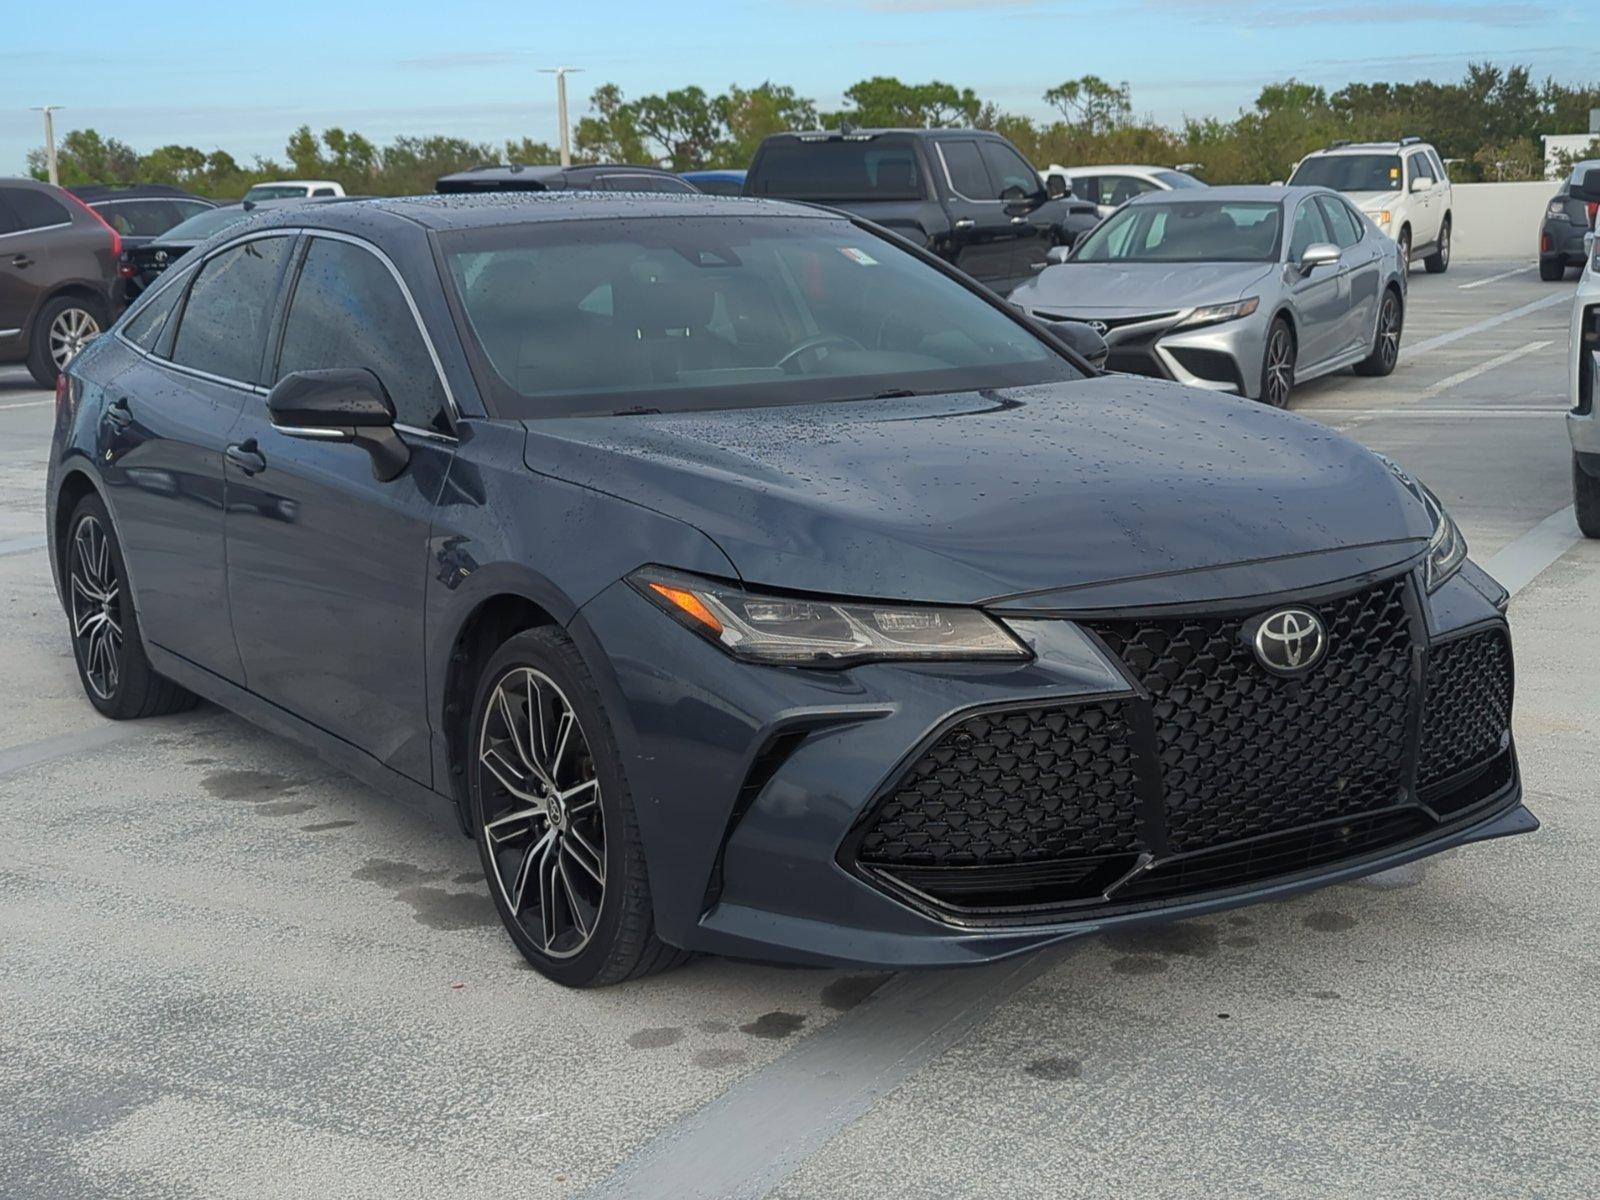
[1073,176,1102,204]
[277,237,448,433]
[97,199,180,237]
[0,194,19,236]
[1075,200,1281,263]
[1290,199,1333,259]
[1429,150,1449,181]
[173,200,212,221]
[3,187,71,232]
[122,279,185,350]
[979,141,1039,200]
[749,140,923,200]
[1316,196,1361,248]
[939,140,992,199]
[1409,153,1434,183]
[1104,176,1153,207]
[170,236,293,384]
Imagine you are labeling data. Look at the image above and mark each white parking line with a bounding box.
[1458,265,1535,290]
[1417,340,1552,399]
[0,398,51,412]
[1319,408,1564,418]
[0,721,151,781]
[1405,291,1572,358]
[585,500,1590,1200]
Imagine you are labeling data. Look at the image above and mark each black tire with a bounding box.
[469,626,687,987]
[1576,454,1600,539]
[1259,318,1295,408]
[1540,256,1568,282]
[27,295,107,389]
[64,494,199,720]
[1396,227,1412,273]
[1424,218,1451,273]
[1354,288,1403,377]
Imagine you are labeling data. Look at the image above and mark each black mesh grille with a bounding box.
[1418,629,1513,791]
[1090,577,1415,852]
[856,700,1140,868]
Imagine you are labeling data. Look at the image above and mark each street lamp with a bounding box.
[31,106,63,186]
[539,67,583,167]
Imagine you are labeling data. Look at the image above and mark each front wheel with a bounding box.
[1424,219,1451,274]
[1354,289,1403,377]
[1576,453,1600,539]
[469,627,687,987]
[1259,318,1295,407]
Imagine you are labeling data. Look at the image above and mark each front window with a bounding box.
[161,206,252,243]
[441,216,1078,418]
[1289,154,1403,193]
[243,185,309,201]
[1072,200,1282,263]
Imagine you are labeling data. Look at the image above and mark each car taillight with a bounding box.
[1541,232,1551,252]
[54,370,71,416]
[64,191,122,258]
[1589,201,1598,227]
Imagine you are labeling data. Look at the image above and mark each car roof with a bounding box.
[1060,164,1177,175]
[1125,183,1327,205]
[244,190,834,233]
[434,162,689,191]
[249,179,340,187]
[1311,140,1434,155]
[70,183,211,204]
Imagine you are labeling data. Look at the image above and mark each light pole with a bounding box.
[539,67,582,167]
[32,105,63,186]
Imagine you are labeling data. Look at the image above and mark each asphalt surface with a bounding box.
[1,260,1595,1199]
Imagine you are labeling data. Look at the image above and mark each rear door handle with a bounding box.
[10,254,32,269]
[225,439,266,476]
[104,397,132,430]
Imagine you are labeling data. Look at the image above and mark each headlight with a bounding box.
[1374,455,1467,592]
[1373,209,1392,227]
[1175,296,1259,330]
[629,568,1032,667]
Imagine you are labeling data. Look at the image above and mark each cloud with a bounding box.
[1146,0,1550,26]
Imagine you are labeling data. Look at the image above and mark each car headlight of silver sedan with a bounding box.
[629,568,1032,666]
[1175,296,1260,330]
[1375,454,1467,592]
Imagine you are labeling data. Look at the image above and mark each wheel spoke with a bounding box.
[549,710,575,782]
[561,777,600,814]
[494,684,534,775]
[538,838,560,949]
[480,745,542,803]
[558,857,591,938]
[509,826,553,912]
[483,805,543,843]
[563,825,605,886]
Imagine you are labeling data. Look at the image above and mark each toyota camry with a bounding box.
[47,192,1532,987]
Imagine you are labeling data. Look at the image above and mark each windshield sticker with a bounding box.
[838,247,879,266]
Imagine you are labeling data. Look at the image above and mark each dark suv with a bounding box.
[1,178,121,386]
[435,163,700,194]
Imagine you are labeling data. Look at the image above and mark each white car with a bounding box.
[1288,138,1452,273]
[242,180,346,201]
[1567,167,1600,536]
[1043,163,1206,218]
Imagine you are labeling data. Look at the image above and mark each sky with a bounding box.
[2,0,1595,175]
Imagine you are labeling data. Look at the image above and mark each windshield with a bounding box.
[747,140,924,200]
[244,185,308,200]
[1290,154,1403,193]
[441,216,1078,417]
[1153,170,1206,189]
[159,206,254,243]
[1073,200,1282,263]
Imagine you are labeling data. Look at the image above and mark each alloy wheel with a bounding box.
[1263,326,1294,407]
[49,307,101,371]
[1438,224,1450,268]
[69,515,123,700]
[1378,295,1401,370]
[477,667,606,959]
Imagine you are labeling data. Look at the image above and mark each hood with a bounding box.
[521,379,1434,606]
[1344,190,1400,211]
[1010,261,1276,316]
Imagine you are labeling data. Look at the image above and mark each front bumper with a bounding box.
[571,560,1529,969]
[1028,307,1267,399]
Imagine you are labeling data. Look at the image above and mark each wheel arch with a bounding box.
[52,463,108,601]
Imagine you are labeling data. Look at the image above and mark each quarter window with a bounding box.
[939,140,992,199]
[122,279,186,351]
[170,236,294,384]
[276,237,448,433]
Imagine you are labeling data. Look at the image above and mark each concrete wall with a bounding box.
[1450,181,1555,261]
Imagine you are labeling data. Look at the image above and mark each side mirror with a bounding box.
[1035,317,1108,372]
[267,368,410,482]
[1045,245,1073,266]
[1572,168,1600,203]
[1409,176,1428,193]
[1045,173,1069,200]
[1297,242,1341,276]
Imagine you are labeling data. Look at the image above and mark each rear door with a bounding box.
[222,232,455,784]
[0,185,75,346]
[1286,197,1346,370]
[933,137,1026,289]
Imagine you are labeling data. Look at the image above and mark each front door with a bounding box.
[1317,195,1382,358]
[1287,198,1348,371]
[223,233,455,785]
[934,138,1027,289]
[979,139,1052,286]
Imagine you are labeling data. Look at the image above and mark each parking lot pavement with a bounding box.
[2,265,1597,1200]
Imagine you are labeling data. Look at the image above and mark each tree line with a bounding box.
[26,64,1600,199]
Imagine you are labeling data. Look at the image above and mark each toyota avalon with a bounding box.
[47,192,1531,987]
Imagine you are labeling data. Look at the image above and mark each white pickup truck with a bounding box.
[242,180,346,201]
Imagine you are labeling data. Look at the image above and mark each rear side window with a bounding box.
[276,237,449,433]
[939,141,992,199]
[96,199,180,237]
[170,236,294,384]
[1316,196,1362,248]
[749,140,923,200]
[979,141,1039,199]
[1,187,71,232]
[596,174,695,193]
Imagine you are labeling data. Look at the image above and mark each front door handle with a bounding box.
[104,397,132,430]
[10,254,33,269]
[953,218,976,231]
[225,439,266,476]
[1010,215,1029,225]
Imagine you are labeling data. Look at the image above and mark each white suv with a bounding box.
[1289,138,1452,273]
[1566,167,1600,536]
[1042,163,1207,219]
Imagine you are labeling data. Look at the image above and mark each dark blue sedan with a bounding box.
[47,192,1531,986]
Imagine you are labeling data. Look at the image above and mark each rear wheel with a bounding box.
[1576,454,1600,539]
[1424,218,1451,273]
[1354,289,1403,377]
[1540,256,1568,282]
[469,627,687,987]
[1396,227,1412,273]
[65,494,198,719]
[1259,318,1295,408]
[27,295,106,388]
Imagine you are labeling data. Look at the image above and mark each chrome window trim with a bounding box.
[935,140,1002,206]
[0,328,20,338]
[274,425,349,440]
[0,221,73,240]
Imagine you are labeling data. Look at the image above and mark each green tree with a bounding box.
[26,128,140,185]
[574,83,652,164]
[718,83,817,166]
[825,77,981,128]
[1043,75,1131,134]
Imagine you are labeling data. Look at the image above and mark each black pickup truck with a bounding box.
[743,128,1101,294]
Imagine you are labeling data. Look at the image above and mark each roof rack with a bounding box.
[1328,140,1351,149]
[1399,135,1423,146]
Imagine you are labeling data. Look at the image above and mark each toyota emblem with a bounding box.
[1088,319,1109,335]
[1252,608,1327,675]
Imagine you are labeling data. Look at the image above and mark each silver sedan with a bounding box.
[1009,185,1407,407]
